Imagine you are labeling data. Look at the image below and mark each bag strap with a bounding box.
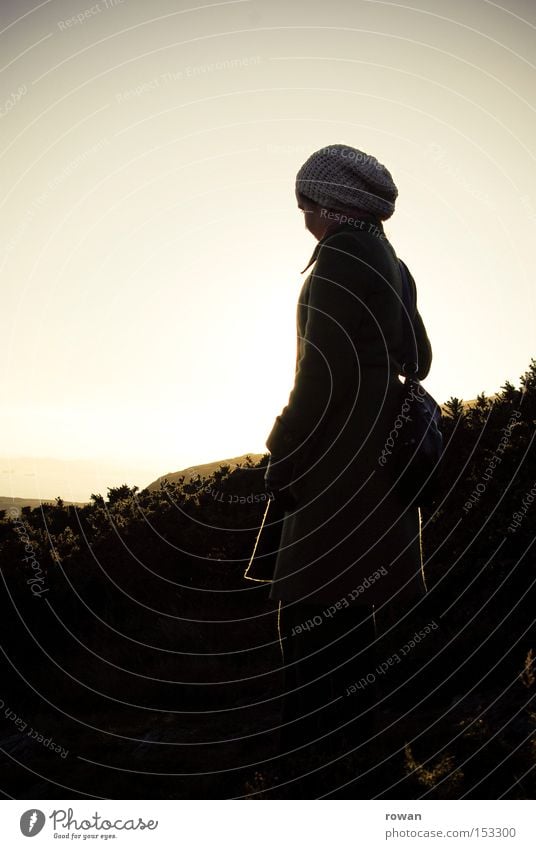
[398,258,419,376]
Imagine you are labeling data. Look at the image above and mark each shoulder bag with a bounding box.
[387,259,444,509]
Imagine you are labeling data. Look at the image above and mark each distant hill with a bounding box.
[0,454,266,508]
[145,453,266,492]
[0,455,159,505]
[0,495,87,514]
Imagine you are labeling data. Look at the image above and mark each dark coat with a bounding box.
[265,219,433,618]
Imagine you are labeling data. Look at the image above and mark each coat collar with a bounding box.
[300,219,385,274]
[300,241,322,274]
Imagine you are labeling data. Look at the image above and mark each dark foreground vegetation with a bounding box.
[1,360,535,799]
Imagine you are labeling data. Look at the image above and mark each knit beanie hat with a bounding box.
[295,143,398,220]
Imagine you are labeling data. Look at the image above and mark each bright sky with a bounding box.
[1,0,535,501]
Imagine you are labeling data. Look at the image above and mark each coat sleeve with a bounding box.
[406,266,433,381]
[266,231,368,458]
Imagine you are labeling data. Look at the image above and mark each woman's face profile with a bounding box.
[297,195,326,240]
[298,192,378,241]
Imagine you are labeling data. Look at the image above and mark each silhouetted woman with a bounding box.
[264,144,433,760]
